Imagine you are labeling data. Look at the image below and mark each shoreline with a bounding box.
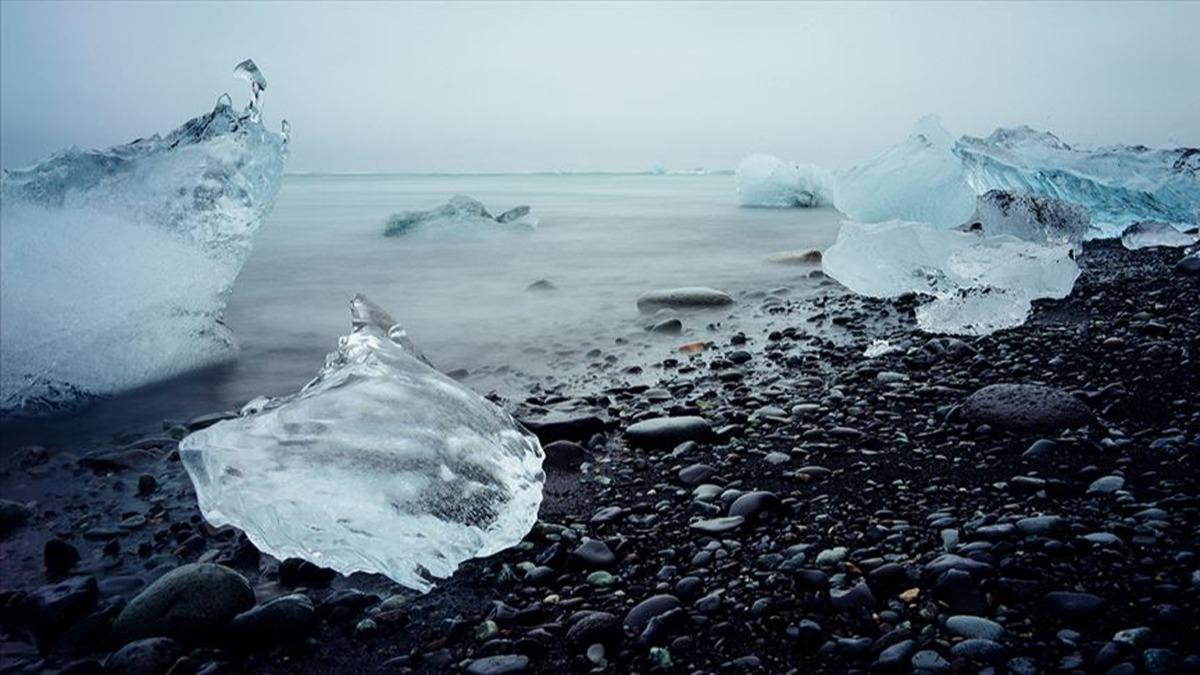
[2,239,1197,673]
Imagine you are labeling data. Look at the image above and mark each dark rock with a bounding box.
[566,611,622,648]
[1043,591,1105,620]
[227,594,316,649]
[0,499,34,535]
[26,576,99,646]
[542,440,590,471]
[727,491,780,520]
[571,539,615,568]
[103,638,183,675]
[112,564,255,642]
[625,416,711,448]
[677,463,717,485]
[520,413,606,444]
[464,654,529,675]
[45,539,81,574]
[278,558,336,588]
[961,383,1095,431]
[623,595,681,633]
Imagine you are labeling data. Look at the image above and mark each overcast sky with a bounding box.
[2,1,1198,173]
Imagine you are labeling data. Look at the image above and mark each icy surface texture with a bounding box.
[179,295,545,592]
[0,62,287,415]
[955,126,1200,235]
[1120,221,1198,250]
[736,153,833,208]
[965,190,1090,245]
[823,220,1079,336]
[384,195,538,236]
[834,117,977,228]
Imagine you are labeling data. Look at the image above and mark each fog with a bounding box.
[2,1,1198,173]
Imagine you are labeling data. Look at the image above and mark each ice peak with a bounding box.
[233,59,267,122]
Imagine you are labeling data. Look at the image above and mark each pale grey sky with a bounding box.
[2,1,1198,173]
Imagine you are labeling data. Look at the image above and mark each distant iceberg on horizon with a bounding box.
[0,60,289,416]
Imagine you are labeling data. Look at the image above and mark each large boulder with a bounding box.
[112,564,255,642]
[961,383,1094,431]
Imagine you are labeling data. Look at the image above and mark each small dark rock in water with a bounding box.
[625,416,711,448]
[636,287,734,312]
[112,563,254,642]
[542,440,590,470]
[465,654,529,675]
[44,538,81,574]
[278,557,337,588]
[496,205,532,224]
[526,279,556,292]
[103,637,183,675]
[651,318,683,335]
[961,383,1095,431]
[0,498,34,535]
[227,594,316,649]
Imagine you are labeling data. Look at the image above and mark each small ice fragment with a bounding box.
[736,153,833,208]
[864,340,902,358]
[384,196,537,236]
[179,295,545,592]
[234,59,267,122]
[1120,221,1197,250]
[834,116,977,228]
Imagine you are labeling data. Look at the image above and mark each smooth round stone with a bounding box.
[692,484,723,501]
[678,464,717,486]
[651,318,684,335]
[911,649,951,672]
[949,638,1006,663]
[586,571,616,587]
[636,287,734,312]
[625,416,712,449]
[1087,475,1125,494]
[1016,515,1063,535]
[763,452,791,465]
[766,249,822,265]
[103,638,183,675]
[946,615,1004,640]
[961,383,1095,431]
[572,539,616,568]
[112,563,255,642]
[623,594,681,632]
[465,655,530,675]
[1044,591,1106,619]
[727,491,780,519]
[815,547,848,566]
[690,516,744,534]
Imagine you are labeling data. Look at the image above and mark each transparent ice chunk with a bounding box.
[736,153,833,208]
[833,117,977,228]
[823,220,1079,336]
[1120,221,1197,250]
[964,190,1091,245]
[384,195,538,236]
[0,61,288,415]
[179,295,546,592]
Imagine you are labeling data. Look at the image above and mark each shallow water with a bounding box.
[1,173,842,448]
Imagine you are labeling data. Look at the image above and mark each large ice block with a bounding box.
[0,60,288,415]
[735,153,833,208]
[964,190,1090,245]
[955,126,1200,235]
[822,220,1079,335]
[833,117,977,228]
[179,295,546,592]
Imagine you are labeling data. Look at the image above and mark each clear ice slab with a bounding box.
[964,190,1090,246]
[735,153,833,208]
[822,220,1079,336]
[1120,221,1198,250]
[0,61,288,415]
[179,295,545,592]
[833,116,977,229]
[955,126,1200,235]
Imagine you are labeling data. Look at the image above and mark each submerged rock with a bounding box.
[179,295,545,592]
[766,249,823,265]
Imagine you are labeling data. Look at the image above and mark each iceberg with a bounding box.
[1120,221,1198,250]
[964,190,1090,245]
[736,153,833,208]
[0,60,287,415]
[833,117,977,228]
[823,220,1079,335]
[383,195,537,236]
[179,295,545,592]
[955,126,1200,234]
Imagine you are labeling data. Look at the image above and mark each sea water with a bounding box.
[1,172,841,448]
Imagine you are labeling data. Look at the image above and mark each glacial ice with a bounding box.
[0,61,287,415]
[384,195,538,236]
[179,295,545,592]
[955,126,1200,235]
[964,190,1090,245]
[736,153,833,208]
[1120,221,1198,250]
[833,117,977,229]
[823,220,1079,335]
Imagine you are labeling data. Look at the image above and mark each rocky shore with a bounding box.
[2,239,1197,674]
